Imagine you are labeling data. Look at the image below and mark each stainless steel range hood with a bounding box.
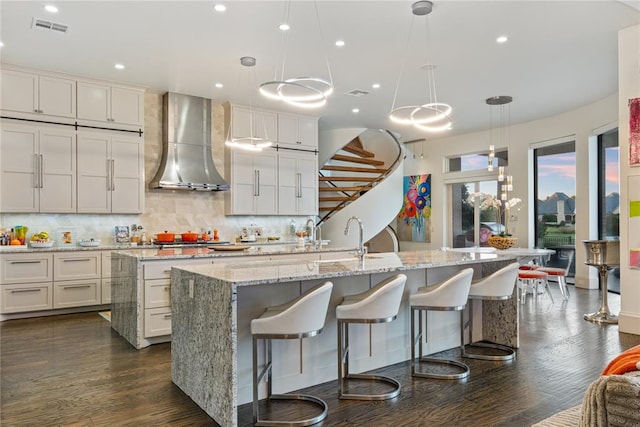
[149,92,229,191]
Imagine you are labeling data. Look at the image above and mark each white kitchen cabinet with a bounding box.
[1,69,76,118]
[54,253,101,281]
[278,150,318,215]
[53,279,101,309]
[77,131,144,213]
[77,81,144,126]
[0,252,54,314]
[226,149,278,215]
[230,105,277,141]
[0,124,76,213]
[277,113,318,148]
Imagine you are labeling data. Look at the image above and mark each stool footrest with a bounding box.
[463,342,515,361]
[413,357,470,380]
[255,393,328,427]
[339,373,401,401]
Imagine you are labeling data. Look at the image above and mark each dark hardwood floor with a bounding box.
[2,285,639,427]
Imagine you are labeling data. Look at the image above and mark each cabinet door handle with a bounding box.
[10,260,42,264]
[256,170,260,196]
[62,284,91,289]
[111,159,115,191]
[63,258,92,262]
[106,159,111,191]
[39,154,44,189]
[163,269,172,273]
[34,154,39,189]
[297,172,302,198]
[11,288,42,293]
[163,314,172,319]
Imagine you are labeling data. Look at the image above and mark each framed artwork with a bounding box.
[397,174,431,242]
[629,176,640,268]
[115,226,130,243]
[629,98,640,166]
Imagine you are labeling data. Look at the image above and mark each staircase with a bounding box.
[317,128,404,249]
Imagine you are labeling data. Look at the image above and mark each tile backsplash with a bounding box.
[0,92,313,244]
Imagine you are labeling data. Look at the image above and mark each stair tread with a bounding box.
[319,196,353,202]
[331,154,384,166]
[319,186,366,192]
[319,206,345,211]
[342,145,375,158]
[321,165,387,173]
[319,176,378,182]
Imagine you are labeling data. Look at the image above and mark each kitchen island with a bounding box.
[170,250,518,427]
[110,244,354,349]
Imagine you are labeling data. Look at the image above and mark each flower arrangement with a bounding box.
[466,192,521,236]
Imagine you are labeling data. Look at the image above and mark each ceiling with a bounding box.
[1,1,639,142]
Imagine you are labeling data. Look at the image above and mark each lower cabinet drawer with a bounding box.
[54,254,101,281]
[54,279,101,309]
[144,307,172,337]
[1,282,53,313]
[144,279,170,308]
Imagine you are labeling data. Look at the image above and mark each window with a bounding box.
[448,149,508,172]
[598,129,619,240]
[451,180,499,248]
[533,141,576,249]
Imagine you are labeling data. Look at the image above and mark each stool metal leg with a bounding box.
[253,335,328,427]
[462,301,515,362]
[337,319,401,400]
[411,307,469,380]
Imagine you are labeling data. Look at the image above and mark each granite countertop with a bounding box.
[173,250,518,286]
[113,244,355,260]
[0,243,157,253]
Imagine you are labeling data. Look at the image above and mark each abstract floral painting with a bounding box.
[629,98,640,166]
[397,174,431,242]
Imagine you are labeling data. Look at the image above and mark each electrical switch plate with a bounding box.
[189,279,194,298]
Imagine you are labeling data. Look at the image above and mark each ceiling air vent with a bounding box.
[345,89,370,97]
[31,17,69,34]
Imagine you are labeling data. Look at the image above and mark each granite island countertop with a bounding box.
[172,250,517,286]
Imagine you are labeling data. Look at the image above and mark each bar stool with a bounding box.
[251,281,333,426]
[462,262,519,361]
[410,268,474,380]
[537,266,569,300]
[517,269,552,304]
[336,273,407,400]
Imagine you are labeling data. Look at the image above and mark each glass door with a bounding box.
[451,180,499,248]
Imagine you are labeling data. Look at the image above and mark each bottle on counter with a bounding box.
[289,219,296,241]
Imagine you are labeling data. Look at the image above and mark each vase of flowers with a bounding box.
[467,192,521,248]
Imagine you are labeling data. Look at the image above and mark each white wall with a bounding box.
[618,24,640,335]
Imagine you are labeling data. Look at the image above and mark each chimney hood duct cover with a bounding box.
[149,92,229,191]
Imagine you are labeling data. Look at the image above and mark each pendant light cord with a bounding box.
[313,0,334,86]
[390,15,416,112]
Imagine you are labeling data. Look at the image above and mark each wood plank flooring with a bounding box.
[2,285,639,426]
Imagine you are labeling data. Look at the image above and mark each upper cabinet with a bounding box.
[1,69,76,118]
[230,105,277,141]
[0,124,77,213]
[277,113,318,148]
[77,81,144,126]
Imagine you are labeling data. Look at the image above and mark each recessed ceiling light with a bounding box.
[352,108,360,113]
[215,83,223,88]
[114,63,125,70]
[213,4,226,12]
[335,40,345,47]
[372,83,380,89]
[496,35,508,43]
[279,23,290,31]
[44,5,58,13]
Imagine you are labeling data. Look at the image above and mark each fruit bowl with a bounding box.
[29,240,55,248]
[79,239,101,247]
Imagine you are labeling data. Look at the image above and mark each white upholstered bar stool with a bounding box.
[410,268,474,380]
[336,273,407,400]
[462,262,519,362]
[251,282,333,426]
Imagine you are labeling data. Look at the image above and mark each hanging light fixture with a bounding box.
[389,1,452,132]
[225,57,273,152]
[486,95,513,198]
[259,0,334,108]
